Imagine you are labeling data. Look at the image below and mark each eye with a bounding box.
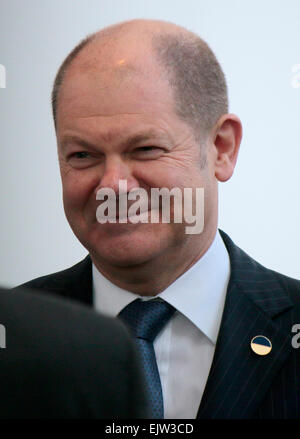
[71,151,91,159]
[133,146,163,158]
[138,146,156,151]
[66,150,100,169]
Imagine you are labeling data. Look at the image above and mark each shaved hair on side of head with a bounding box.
[152,32,228,138]
[51,19,228,139]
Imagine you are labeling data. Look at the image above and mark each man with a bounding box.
[0,286,149,418]
[17,19,300,418]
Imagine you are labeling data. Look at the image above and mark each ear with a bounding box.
[211,114,242,182]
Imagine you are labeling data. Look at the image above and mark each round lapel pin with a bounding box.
[251,335,272,355]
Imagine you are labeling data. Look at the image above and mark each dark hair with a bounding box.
[51,28,228,138]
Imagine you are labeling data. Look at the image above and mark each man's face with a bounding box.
[56,43,217,268]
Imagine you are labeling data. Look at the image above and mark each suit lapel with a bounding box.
[197,230,294,418]
[41,255,93,306]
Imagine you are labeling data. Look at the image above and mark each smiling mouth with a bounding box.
[107,209,151,222]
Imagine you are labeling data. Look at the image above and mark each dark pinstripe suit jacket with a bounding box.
[17,230,300,419]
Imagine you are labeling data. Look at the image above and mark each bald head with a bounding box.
[52,19,228,138]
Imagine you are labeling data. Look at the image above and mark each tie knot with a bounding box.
[118,298,176,342]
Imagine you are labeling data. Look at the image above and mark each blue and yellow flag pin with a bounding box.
[251,335,272,355]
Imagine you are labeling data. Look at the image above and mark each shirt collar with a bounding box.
[93,230,230,344]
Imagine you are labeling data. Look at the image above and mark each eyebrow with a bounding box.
[122,130,171,148]
[60,129,172,151]
[60,136,97,151]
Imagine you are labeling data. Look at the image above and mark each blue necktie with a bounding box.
[118,298,176,419]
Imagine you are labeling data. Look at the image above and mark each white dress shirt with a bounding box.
[92,230,230,418]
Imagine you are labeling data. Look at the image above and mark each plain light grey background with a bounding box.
[0,0,299,287]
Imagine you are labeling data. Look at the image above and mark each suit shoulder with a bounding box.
[219,229,300,310]
[14,255,91,292]
[270,269,300,304]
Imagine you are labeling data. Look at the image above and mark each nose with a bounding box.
[94,155,140,197]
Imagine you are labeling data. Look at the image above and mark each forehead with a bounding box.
[56,71,179,144]
[56,36,176,127]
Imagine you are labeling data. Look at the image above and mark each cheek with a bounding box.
[136,162,189,189]
[61,171,99,210]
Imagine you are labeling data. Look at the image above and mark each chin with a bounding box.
[91,243,161,267]
[74,220,183,266]
[88,227,170,267]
